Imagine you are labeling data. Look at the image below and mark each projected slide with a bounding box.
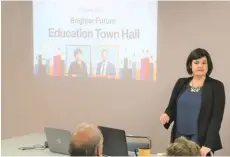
[33,0,158,80]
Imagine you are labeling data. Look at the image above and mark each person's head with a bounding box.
[166,136,201,156]
[74,49,82,61]
[69,123,103,156]
[186,48,213,77]
[101,49,108,61]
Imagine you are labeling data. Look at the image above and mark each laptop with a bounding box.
[44,127,72,155]
[98,126,128,156]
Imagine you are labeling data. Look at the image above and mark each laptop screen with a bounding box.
[99,126,128,156]
[44,127,72,155]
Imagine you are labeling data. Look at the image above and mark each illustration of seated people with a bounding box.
[96,49,116,76]
[68,48,88,77]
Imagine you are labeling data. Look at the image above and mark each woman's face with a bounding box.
[191,56,208,77]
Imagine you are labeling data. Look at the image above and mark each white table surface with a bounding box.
[1,133,159,156]
[1,133,65,156]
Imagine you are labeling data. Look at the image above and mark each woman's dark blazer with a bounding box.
[164,76,225,152]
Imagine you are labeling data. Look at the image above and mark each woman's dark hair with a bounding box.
[186,48,213,76]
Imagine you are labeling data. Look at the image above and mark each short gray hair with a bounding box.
[69,123,103,156]
[73,123,103,148]
[166,136,201,156]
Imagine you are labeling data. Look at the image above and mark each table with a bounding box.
[2,133,159,156]
[1,133,65,156]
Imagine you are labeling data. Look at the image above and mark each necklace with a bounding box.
[190,86,201,92]
[190,81,202,92]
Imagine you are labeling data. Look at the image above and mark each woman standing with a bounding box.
[160,48,225,156]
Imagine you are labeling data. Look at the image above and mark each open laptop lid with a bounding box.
[99,126,128,156]
[44,127,72,155]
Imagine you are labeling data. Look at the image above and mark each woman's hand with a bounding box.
[160,113,170,125]
[200,146,211,156]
